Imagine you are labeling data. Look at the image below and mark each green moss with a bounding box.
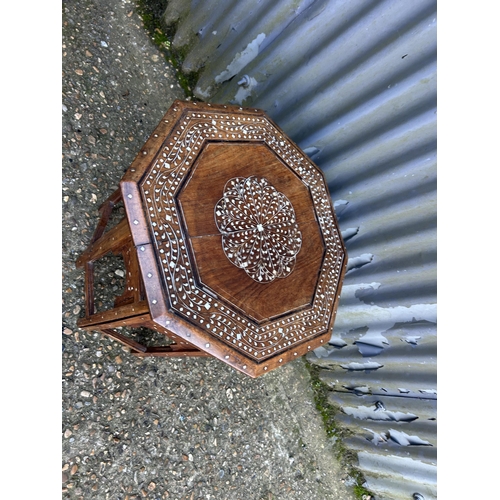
[304,360,373,500]
[134,0,201,100]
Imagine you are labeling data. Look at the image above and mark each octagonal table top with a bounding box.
[120,100,347,377]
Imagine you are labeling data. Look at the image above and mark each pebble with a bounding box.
[64,429,72,438]
[63,327,73,335]
[81,390,91,398]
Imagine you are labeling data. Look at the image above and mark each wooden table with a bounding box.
[77,100,347,377]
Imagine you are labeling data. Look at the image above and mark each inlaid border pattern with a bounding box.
[140,109,345,362]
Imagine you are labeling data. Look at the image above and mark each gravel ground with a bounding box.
[62,1,357,499]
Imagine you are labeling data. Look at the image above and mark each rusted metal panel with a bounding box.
[163,1,437,498]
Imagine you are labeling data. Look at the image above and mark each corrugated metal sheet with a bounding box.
[162,1,437,498]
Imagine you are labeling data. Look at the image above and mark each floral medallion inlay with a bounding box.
[214,176,302,283]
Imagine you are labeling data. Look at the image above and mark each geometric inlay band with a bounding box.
[214,176,302,283]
